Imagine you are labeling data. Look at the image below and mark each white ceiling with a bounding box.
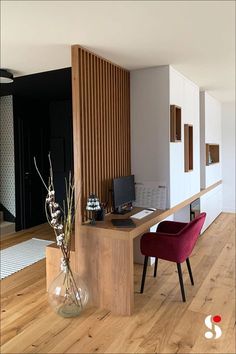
[1,1,235,102]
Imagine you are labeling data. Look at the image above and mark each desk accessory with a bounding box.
[111,218,136,228]
[86,194,101,225]
[134,182,167,210]
[95,201,107,221]
[131,209,154,220]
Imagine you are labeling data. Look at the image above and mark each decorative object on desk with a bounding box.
[95,207,105,221]
[134,182,167,210]
[95,201,108,221]
[34,155,89,318]
[86,194,101,225]
[208,150,213,165]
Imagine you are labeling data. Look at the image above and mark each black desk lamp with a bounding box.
[86,194,101,225]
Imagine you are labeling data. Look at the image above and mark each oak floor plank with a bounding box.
[0,213,235,354]
[0,223,54,250]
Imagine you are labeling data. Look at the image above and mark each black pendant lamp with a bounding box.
[0,69,14,83]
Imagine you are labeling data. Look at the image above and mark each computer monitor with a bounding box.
[112,175,135,214]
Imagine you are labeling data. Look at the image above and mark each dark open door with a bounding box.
[14,97,49,230]
[12,68,73,231]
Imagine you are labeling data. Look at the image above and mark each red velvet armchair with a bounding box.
[140,212,206,302]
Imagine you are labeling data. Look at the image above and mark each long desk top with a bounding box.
[79,180,222,241]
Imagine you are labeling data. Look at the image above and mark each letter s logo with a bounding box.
[204,315,222,339]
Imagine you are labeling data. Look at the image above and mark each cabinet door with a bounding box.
[200,185,222,232]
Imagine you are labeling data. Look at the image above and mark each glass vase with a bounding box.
[48,266,89,318]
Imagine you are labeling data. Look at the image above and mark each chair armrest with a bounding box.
[156,221,187,234]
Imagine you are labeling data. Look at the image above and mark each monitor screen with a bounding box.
[112,175,135,211]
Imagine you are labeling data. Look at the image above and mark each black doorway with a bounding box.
[10,68,73,231]
[14,97,50,229]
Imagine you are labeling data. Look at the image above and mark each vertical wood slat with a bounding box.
[107,62,112,187]
[97,58,101,206]
[115,66,119,178]
[101,59,105,204]
[127,71,131,175]
[84,51,88,216]
[72,45,131,222]
[80,50,85,217]
[92,55,98,200]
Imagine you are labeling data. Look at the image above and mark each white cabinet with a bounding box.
[200,92,222,231]
[200,92,222,189]
[131,69,222,234]
[131,66,200,209]
[200,185,222,232]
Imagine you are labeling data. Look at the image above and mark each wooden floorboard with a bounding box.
[0,223,55,250]
[0,213,235,353]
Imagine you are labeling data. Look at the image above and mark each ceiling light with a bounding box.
[0,69,14,83]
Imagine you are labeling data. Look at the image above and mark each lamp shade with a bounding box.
[0,69,14,84]
[86,194,101,211]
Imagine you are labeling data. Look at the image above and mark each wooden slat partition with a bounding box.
[71,45,131,223]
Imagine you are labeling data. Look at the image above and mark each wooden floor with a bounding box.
[0,213,235,353]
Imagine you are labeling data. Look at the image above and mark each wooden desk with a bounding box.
[46,180,222,316]
[76,208,168,316]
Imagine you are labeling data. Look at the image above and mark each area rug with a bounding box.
[0,238,54,280]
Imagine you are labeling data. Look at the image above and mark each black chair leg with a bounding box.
[177,263,186,302]
[140,256,149,293]
[154,258,158,277]
[186,258,194,285]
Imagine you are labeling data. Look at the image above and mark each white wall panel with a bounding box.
[200,92,222,188]
[169,67,200,207]
[222,103,235,213]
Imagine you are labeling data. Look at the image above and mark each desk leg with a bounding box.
[76,230,134,316]
[111,238,134,315]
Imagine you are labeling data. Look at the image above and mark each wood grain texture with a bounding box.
[1,213,235,353]
[206,143,220,166]
[81,180,223,242]
[46,181,223,315]
[0,223,54,250]
[46,245,76,290]
[184,124,193,172]
[170,105,181,142]
[75,228,134,315]
[71,45,131,223]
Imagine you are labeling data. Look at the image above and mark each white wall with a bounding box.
[0,96,15,216]
[222,103,235,213]
[169,67,200,207]
[130,66,170,205]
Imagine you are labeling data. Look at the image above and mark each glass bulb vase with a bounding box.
[48,266,89,318]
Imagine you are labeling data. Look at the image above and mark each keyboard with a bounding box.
[111,219,136,228]
[130,209,154,220]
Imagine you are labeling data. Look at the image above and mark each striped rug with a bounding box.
[0,238,54,280]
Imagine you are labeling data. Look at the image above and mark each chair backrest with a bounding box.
[176,212,206,262]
